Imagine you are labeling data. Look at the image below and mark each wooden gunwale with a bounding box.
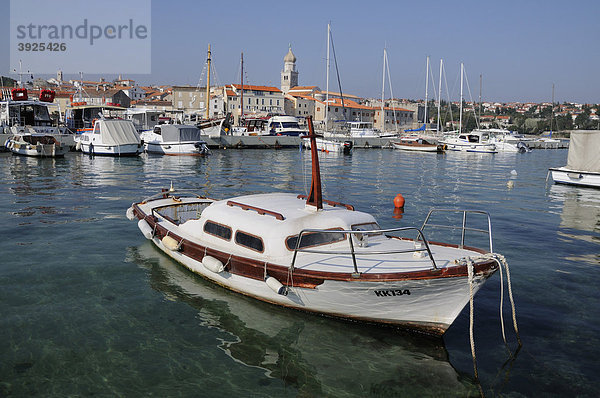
[133,204,498,287]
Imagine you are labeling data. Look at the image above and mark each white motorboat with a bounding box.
[127,117,504,335]
[141,124,210,156]
[267,115,307,136]
[76,119,142,156]
[392,136,445,152]
[487,129,531,153]
[1,88,74,148]
[549,130,600,188]
[5,132,68,157]
[303,136,352,153]
[442,130,497,153]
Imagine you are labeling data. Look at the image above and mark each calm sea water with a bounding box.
[0,148,598,397]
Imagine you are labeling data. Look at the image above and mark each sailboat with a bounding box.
[394,57,445,152]
[441,63,497,153]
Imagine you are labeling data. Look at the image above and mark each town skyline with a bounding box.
[1,0,599,104]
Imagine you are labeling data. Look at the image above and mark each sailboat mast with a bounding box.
[381,48,386,132]
[437,59,443,133]
[424,56,429,130]
[459,62,464,134]
[205,44,211,120]
[325,23,330,130]
[240,52,244,123]
[550,83,555,133]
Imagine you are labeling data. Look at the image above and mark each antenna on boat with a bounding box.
[305,116,323,210]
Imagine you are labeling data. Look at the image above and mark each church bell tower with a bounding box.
[281,45,298,94]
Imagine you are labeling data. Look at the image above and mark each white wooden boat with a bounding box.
[549,130,600,188]
[127,117,502,335]
[5,132,68,157]
[141,124,210,156]
[392,136,445,152]
[76,119,141,156]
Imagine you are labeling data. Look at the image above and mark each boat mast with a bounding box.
[305,116,323,210]
[205,44,211,120]
[325,23,330,131]
[424,56,429,130]
[381,47,386,132]
[240,52,244,123]
[459,62,464,134]
[437,59,443,133]
[550,83,555,133]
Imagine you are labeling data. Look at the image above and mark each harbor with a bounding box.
[1,148,598,396]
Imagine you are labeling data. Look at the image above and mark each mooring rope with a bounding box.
[465,252,522,382]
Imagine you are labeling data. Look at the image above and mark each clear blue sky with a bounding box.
[2,0,599,103]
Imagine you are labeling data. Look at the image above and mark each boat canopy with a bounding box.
[160,125,203,142]
[98,120,140,145]
[567,130,600,173]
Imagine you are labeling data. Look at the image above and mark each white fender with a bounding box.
[137,219,154,239]
[265,276,286,295]
[202,256,225,273]
[126,206,135,221]
[162,235,180,251]
[75,141,82,151]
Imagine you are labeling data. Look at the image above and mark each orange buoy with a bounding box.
[393,194,405,208]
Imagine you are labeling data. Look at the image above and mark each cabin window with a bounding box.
[286,229,346,251]
[235,231,264,252]
[153,126,161,134]
[204,221,232,241]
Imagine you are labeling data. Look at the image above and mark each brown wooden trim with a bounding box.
[227,200,285,220]
[136,206,498,287]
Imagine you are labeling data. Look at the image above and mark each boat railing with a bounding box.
[420,209,493,252]
[141,189,208,205]
[290,226,438,277]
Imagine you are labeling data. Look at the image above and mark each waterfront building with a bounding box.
[171,85,208,115]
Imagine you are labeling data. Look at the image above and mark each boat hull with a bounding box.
[148,232,491,334]
[392,142,443,152]
[80,143,141,156]
[145,141,209,156]
[550,167,600,188]
[132,201,497,335]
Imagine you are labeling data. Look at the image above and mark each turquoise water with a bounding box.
[0,148,598,397]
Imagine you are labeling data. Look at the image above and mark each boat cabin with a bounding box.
[159,193,379,261]
[66,104,125,130]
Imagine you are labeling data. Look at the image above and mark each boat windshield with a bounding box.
[286,229,346,250]
[9,104,52,126]
[280,122,300,129]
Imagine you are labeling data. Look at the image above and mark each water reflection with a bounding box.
[128,242,479,397]
[549,184,600,265]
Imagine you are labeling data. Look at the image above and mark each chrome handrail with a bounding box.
[420,209,493,252]
[290,226,438,277]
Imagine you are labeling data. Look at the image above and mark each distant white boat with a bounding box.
[392,136,444,152]
[304,137,352,153]
[442,130,497,153]
[5,132,68,157]
[76,119,142,156]
[549,130,600,188]
[487,129,531,153]
[141,124,209,156]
